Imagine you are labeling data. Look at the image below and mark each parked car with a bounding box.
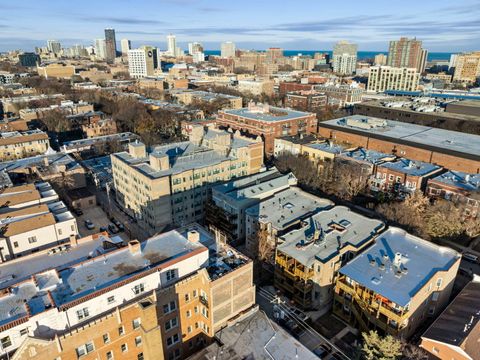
[108,224,119,234]
[290,307,309,322]
[73,208,83,216]
[84,219,95,230]
[112,219,125,231]
[99,226,108,233]
[463,252,479,263]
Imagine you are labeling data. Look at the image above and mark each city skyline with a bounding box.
[1,0,479,52]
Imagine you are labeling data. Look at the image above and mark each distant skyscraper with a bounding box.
[367,66,420,92]
[95,39,107,60]
[120,39,131,55]
[387,37,426,72]
[167,34,177,57]
[188,42,204,55]
[266,47,284,61]
[47,40,61,55]
[332,41,357,75]
[221,41,236,58]
[104,28,117,64]
[128,46,157,78]
[453,52,480,83]
[374,53,387,66]
[449,54,458,69]
[18,52,40,67]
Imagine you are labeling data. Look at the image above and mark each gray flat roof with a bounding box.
[278,206,384,266]
[339,227,459,307]
[320,115,480,158]
[246,187,333,230]
[0,224,212,326]
[0,153,81,173]
[214,171,297,208]
[213,309,318,360]
[225,106,312,122]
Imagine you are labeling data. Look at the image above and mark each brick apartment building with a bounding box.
[371,158,443,196]
[318,115,480,173]
[427,171,480,218]
[284,91,327,112]
[216,102,317,155]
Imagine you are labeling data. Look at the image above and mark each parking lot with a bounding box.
[75,205,128,242]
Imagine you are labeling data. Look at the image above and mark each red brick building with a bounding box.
[279,82,314,95]
[216,102,317,155]
[284,91,327,112]
[427,171,480,218]
[371,158,443,196]
[318,115,480,173]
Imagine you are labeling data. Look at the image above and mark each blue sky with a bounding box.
[1,0,479,52]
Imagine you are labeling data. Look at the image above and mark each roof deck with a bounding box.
[278,206,384,266]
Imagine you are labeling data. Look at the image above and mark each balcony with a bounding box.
[336,278,409,327]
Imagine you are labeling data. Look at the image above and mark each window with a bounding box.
[193,289,197,298]
[135,336,142,347]
[58,228,63,235]
[185,293,190,302]
[163,301,176,314]
[13,241,18,248]
[103,333,110,344]
[28,236,37,243]
[187,326,192,333]
[0,336,12,349]
[107,296,115,304]
[165,317,178,331]
[432,292,440,301]
[166,333,180,347]
[76,342,94,357]
[436,278,443,288]
[186,310,192,318]
[118,326,125,336]
[121,343,128,353]
[132,318,141,329]
[194,306,199,314]
[106,351,114,360]
[428,307,436,315]
[76,307,90,320]
[201,307,209,318]
[137,353,144,360]
[166,269,176,281]
[132,283,145,295]
[19,328,28,336]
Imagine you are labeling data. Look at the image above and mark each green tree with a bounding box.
[361,331,402,360]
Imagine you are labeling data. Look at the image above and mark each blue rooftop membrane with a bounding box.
[379,158,441,177]
[339,227,460,307]
[304,141,344,155]
[338,148,395,165]
[430,170,480,192]
[224,106,311,122]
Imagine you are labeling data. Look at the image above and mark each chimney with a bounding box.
[128,240,141,255]
[187,230,200,243]
[394,252,402,266]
